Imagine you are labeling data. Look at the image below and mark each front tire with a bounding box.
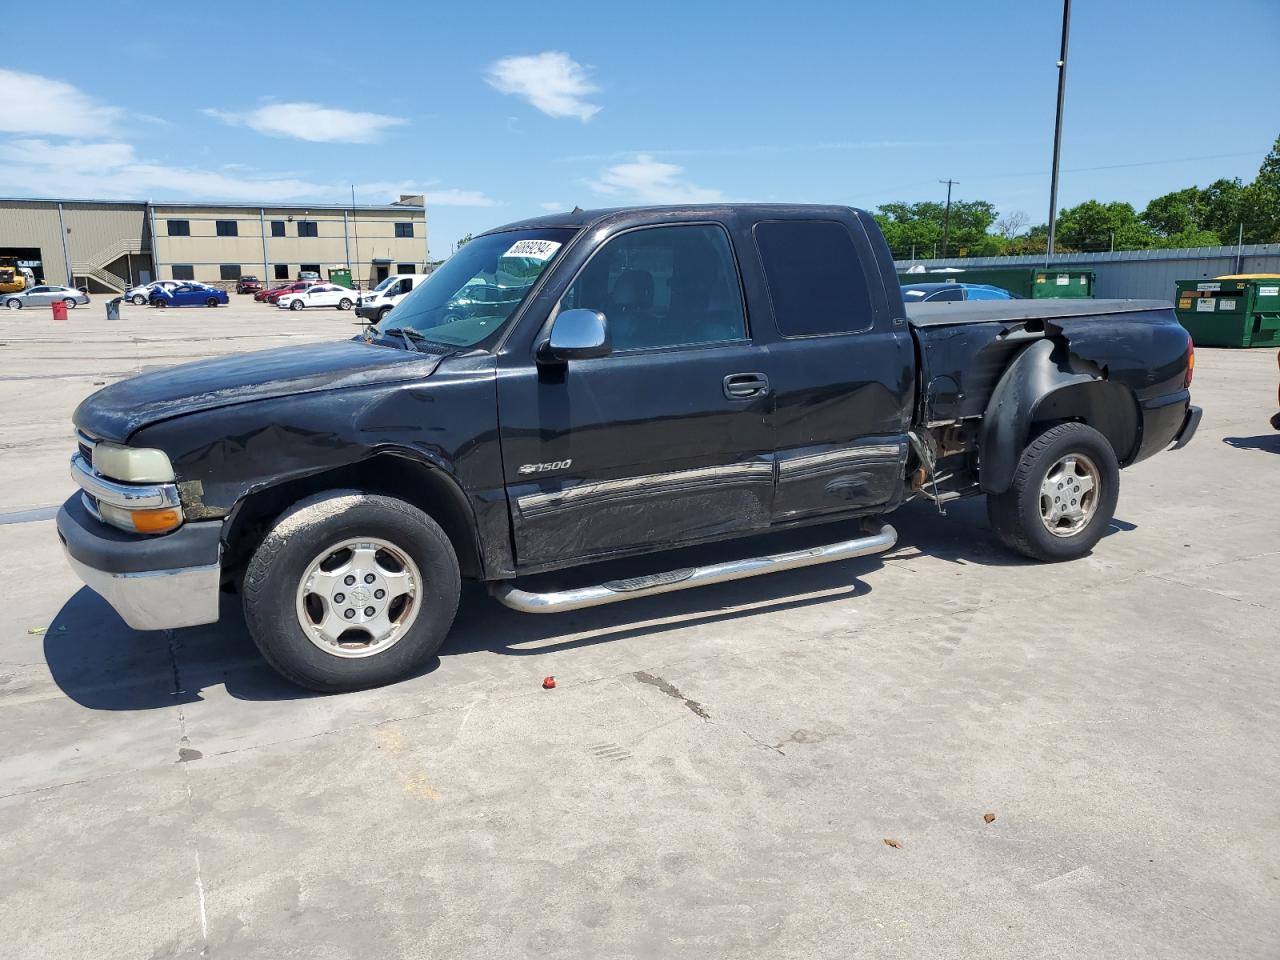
[242,491,461,693]
[987,422,1119,562]
[377,307,392,322]
[338,297,352,310]
[206,297,219,307]
[5,298,21,309]
[290,299,303,311]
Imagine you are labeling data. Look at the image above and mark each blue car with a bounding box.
[900,282,1020,303]
[150,283,228,308]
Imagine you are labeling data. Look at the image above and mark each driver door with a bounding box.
[497,222,776,570]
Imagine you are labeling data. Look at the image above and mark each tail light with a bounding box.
[1185,335,1195,388]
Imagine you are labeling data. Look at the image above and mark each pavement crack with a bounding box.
[632,670,710,720]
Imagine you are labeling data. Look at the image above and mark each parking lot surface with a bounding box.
[2,298,1277,959]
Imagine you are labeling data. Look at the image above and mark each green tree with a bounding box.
[1054,200,1155,251]
[454,233,473,251]
[874,199,1001,258]
[1240,135,1280,243]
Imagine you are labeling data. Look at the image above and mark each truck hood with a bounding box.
[75,339,443,442]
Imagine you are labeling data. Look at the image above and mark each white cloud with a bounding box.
[428,189,498,207]
[539,201,563,211]
[0,138,329,201]
[484,52,601,122]
[353,181,499,208]
[204,102,407,144]
[588,155,723,204]
[0,69,122,137]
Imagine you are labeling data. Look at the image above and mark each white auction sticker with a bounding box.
[503,239,562,261]
[1195,298,1216,312]
[1259,285,1279,297]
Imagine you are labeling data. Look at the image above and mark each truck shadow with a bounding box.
[1223,434,1280,454]
[42,498,1137,710]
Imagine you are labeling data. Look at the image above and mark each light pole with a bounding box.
[1046,0,1072,259]
[939,179,958,259]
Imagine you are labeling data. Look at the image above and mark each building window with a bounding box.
[167,220,190,237]
[299,264,321,277]
[271,221,286,237]
[394,222,415,238]
[274,264,290,280]
[215,220,238,237]
[297,221,318,238]
[219,264,242,281]
[172,265,194,280]
[397,263,416,274]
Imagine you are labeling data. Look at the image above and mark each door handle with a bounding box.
[723,372,770,400]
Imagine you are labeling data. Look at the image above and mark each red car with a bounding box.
[260,281,316,304]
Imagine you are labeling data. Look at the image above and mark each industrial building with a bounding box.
[0,195,428,293]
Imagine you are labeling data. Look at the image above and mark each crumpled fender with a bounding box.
[979,338,1103,494]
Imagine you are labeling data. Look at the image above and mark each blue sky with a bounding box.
[2,0,1277,258]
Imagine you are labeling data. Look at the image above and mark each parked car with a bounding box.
[254,283,291,302]
[298,271,321,281]
[277,283,357,311]
[354,273,432,322]
[149,283,228,308]
[236,276,264,295]
[58,203,1200,693]
[263,281,319,304]
[4,284,90,309]
[124,280,180,306]
[901,282,1020,302]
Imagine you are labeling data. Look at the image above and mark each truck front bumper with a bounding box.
[56,494,224,631]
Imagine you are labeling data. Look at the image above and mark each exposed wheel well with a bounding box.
[1028,380,1140,467]
[221,453,484,585]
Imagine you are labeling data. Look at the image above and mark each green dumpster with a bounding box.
[327,267,354,288]
[896,266,1094,298]
[1173,275,1280,348]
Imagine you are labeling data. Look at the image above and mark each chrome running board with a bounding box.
[490,523,897,614]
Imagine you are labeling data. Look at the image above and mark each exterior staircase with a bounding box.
[71,237,147,293]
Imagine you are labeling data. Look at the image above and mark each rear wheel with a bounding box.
[338,297,352,310]
[987,422,1119,562]
[132,294,147,306]
[64,298,77,309]
[242,491,460,692]
[151,299,166,308]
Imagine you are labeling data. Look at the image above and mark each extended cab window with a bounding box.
[753,220,874,336]
[559,224,746,352]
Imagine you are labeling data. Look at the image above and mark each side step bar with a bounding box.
[490,523,898,614]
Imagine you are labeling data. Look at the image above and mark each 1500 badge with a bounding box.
[518,459,572,475]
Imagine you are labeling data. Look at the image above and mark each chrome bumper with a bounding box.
[60,545,221,630]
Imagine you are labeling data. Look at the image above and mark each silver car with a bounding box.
[4,285,90,309]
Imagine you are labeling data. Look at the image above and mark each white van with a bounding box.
[354,273,431,322]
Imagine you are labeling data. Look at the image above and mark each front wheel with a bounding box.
[5,298,21,309]
[242,491,461,692]
[338,297,352,310]
[206,297,219,307]
[290,299,303,311]
[987,422,1119,562]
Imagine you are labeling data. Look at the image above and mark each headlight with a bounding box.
[97,501,183,534]
[92,442,175,483]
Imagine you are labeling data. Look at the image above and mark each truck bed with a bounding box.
[906,299,1181,426]
[906,298,1171,327]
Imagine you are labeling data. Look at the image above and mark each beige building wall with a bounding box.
[0,199,148,288]
[151,204,427,287]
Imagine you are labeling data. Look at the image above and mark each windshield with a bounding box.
[375,228,574,348]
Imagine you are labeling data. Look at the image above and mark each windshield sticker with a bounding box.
[503,239,561,261]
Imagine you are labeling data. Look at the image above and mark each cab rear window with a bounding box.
[753,220,874,337]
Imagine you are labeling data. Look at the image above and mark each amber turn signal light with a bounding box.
[131,508,182,534]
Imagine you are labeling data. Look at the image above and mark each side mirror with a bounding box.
[539,309,611,362]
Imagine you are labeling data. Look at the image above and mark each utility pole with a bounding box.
[1046,0,1072,260]
[350,185,362,288]
[939,179,958,259]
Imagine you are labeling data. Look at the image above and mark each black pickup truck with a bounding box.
[57,205,1201,691]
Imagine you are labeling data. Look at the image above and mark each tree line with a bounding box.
[876,134,1280,260]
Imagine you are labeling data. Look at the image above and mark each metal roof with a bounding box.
[0,196,423,211]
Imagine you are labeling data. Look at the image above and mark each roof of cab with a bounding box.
[480,203,872,234]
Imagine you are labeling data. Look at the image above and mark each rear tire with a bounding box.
[64,298,77,309]
[987,422,1119,562]
[338,297,352,310]
[242,491,460,693]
